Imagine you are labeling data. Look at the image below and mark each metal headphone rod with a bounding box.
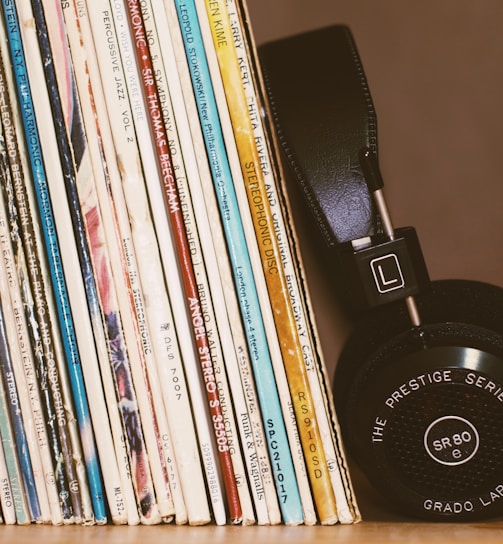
[360,148,422,327]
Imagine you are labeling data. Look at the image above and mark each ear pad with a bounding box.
[333,279,503,521]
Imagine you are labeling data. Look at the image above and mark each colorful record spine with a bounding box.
[171,0,305,524]
[206,1,338,525]
[0,1,80,523]
[0,420,16,524]
[0,117,64,525]
[161,0,281,524]
[0,299,31,525]
[81,0,182,524]
[0,193,41,523]
[25,0,135,523]
[0,139,55,523]
[235,0,360,522]
[119,0,242,524]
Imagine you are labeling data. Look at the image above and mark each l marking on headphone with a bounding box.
[371,253,404,293]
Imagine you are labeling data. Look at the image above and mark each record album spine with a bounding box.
[0,191,41,523]
[237,0,359,521]
[39,0,143,524]
[71,3,163,525]
[171,0,305,524]
[27,0,127,523]
[162,0,281,524]
[0,1,81,523]
[0,150,52,523]
[0,299,31,524]
[123,0,243,524]
[202,0,340,524]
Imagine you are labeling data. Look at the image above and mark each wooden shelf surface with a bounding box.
[1,520,503,544]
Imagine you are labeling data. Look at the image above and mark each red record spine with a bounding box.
[124,1,242,524]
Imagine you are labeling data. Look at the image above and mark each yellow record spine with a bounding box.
[201,0,338,525]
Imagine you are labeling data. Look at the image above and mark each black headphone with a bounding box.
[259,25,503,521]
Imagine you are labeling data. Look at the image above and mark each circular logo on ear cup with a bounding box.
[424,415,480,467]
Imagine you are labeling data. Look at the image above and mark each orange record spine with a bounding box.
[201,0,338,524]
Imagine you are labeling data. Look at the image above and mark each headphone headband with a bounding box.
[259,25,379,245]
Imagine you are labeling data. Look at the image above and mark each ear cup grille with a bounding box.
[334,280,503,519]
[385,381,503,499]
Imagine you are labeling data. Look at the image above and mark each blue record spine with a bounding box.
[0,23,75,521]
[0,0,90,522]
[0,299,31,524]
[172,0,303,523]
[27,0,108,522]
[0,298,40,522]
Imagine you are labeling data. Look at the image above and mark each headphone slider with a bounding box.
[339,226,430,310]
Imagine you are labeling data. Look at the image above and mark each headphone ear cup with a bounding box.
[333,279,503,521]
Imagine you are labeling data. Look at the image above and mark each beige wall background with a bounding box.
[247,1,503,290]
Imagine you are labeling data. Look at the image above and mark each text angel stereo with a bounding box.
[259,25,503,521]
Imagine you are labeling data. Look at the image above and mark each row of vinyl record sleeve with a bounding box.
[0,0,360,528]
